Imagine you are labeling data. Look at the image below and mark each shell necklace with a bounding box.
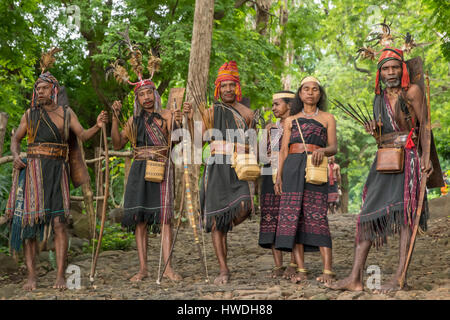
[302,107,319,117]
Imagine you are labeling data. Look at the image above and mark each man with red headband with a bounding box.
[111,79,190,282]
[328,47,441,293]
[197,61,256,285]
[7,67,108,291]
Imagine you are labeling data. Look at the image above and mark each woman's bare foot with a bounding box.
[269,266,285,278]
[214,272,230,285]
[163,268,183,281]
[53,276,67,290]
[316,273,336,284]
[130,271,149,282]
[325,276,363,291]
[283,264,297,279]
[23,276,37,291]
[291,269,308,284]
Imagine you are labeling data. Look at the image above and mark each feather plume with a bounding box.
[128,48,144,80]
[401,32,416,54]
[356,47,377,60]
[40,47,62,74]
[147,49,161,79]
[105,60,130,84]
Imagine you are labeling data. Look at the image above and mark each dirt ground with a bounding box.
[0,197,449,301]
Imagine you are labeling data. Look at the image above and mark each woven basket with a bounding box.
[145,159,165,183]
[233,153,261,181]
[305,155,328,185]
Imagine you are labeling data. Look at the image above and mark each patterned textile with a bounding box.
[275,118,332,252]
[258,123,283,248]
[122,111,173,232]
[6,108,70,252]
[327,183,339,203]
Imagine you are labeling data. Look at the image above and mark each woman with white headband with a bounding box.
[258,90,297,279]
[274,76,338,285]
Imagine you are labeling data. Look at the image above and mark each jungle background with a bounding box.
[0,0,449,256]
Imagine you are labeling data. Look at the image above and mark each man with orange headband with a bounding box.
[328,47,443,293]
[6,58,108,291]
[198,61,256,285]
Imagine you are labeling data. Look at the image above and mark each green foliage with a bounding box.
[83,222,135,253]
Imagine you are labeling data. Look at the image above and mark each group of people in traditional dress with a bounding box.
[4,44,443,294]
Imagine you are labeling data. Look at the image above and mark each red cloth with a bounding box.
[131,79,156,93]
[375,47,410,95]
[405,128,415,149]
[214,61,242,102]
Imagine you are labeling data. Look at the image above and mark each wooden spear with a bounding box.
[398,73,432,288]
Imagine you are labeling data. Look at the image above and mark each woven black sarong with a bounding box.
[275,118,332,252]
[122,111,173,232]
[200,102,252,233]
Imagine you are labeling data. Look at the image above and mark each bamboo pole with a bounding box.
[78,137,96,240]
[95,147,104,219]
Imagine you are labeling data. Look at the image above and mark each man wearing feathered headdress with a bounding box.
[6,48,108,291]
[328,44,443,292]
[194,60,257,285]
[110,45,191,282]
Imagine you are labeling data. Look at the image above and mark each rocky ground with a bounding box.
[0,195,449,301]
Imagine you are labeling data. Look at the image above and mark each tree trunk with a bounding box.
[181,0,214,224]
[0,112,8,157]
[255,0,272,36]
[281,40,294,90]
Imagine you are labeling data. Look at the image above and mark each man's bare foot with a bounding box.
[325,276,363,291]
[23,277,37,291]
[53,276,67,290]
[214,272,230,285]
[372,278,402,294]
[283,264,297,279]
[291,268,308,284]
[270,266,285,278]
[130,271,149,282]
[163,269,183,281]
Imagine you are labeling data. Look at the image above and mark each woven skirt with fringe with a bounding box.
[356,148,428,247]
[122,159,173,233]
[200,154,252,233]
